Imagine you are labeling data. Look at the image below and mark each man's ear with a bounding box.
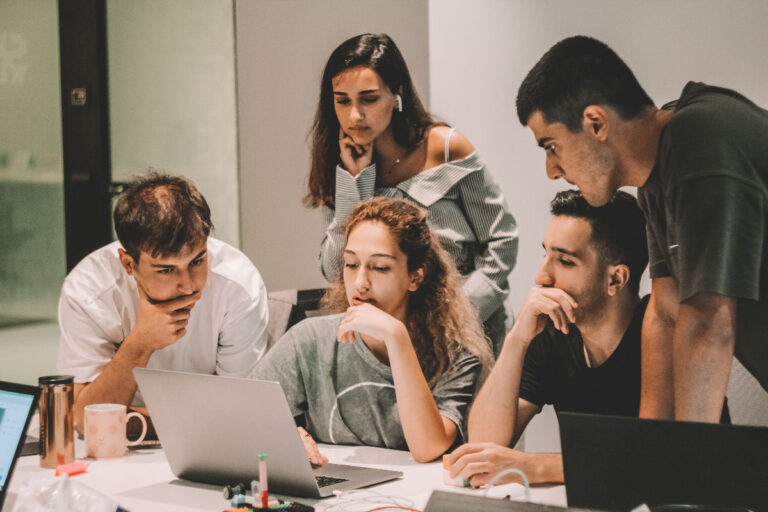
[408,268,424,292]
[582,105,610,141]
[606,264,630,296]
[118,248,136,275]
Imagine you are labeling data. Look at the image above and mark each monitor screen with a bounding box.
[0,390,35,491]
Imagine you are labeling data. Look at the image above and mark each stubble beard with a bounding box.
[571,281,609,328]
[582,140,620,207]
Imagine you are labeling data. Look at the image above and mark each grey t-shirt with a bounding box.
[253,313,481,450]
[637,81,768,391]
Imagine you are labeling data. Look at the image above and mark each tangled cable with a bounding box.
[323,489,419,512]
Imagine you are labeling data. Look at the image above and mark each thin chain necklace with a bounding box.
[382,146,411,176]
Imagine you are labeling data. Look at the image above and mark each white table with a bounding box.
[5,441,567,511]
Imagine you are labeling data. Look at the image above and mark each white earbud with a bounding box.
[395,94,403,112]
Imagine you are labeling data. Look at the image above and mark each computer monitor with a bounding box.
[559,412,768,511]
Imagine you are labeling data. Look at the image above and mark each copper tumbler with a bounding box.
[38,375,75,468]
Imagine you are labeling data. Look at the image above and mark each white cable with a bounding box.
[324,488,415,511]
[328,381,395,443]
[483,467,531,503]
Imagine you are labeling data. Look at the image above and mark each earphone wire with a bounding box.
[483,467,531,502]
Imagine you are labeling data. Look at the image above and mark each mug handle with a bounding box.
[126,411,148,446]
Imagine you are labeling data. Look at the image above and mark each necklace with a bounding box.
[383,149,408,175]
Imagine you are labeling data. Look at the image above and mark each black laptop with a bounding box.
[558,412,768,511]
[423,490,603,511]
[0,380,39,510]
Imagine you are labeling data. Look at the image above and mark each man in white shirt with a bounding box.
[58,172,269,430]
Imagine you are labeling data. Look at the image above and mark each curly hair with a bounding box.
[320,197,493,386]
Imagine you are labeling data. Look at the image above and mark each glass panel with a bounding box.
[107,0,240,247]
[0,0,65,325]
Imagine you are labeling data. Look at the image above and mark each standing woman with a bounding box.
[306,33,518,353]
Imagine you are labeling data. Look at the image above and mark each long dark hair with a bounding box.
[305,33,434,209]
[320,197,492,386]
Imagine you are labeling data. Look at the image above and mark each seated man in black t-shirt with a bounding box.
[449,189,651,486]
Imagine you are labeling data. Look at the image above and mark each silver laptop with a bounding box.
[134,368,402,498]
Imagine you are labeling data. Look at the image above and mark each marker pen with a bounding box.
[258,453,268,508]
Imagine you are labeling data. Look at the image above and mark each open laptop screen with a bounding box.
[0,383,38,496]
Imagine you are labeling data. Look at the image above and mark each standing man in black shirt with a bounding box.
[449,190,650,486]
[515,36,768,424]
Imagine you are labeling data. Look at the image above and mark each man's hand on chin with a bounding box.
[127,284,201,354]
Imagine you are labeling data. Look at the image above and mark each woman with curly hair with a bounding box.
[306,33,518,354]
[254,197,493,463]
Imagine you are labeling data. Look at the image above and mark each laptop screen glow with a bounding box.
[0,390,34,491]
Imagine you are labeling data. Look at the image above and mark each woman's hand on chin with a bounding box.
[337,303,406,347]
[339,128,373,176]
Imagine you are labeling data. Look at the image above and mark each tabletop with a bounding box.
[5,440,567,511]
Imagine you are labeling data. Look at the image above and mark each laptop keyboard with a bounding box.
[315,475,348,488]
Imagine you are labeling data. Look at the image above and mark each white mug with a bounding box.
[84,403,147,459]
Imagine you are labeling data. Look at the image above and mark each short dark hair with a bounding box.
[113,172,213,261]
[517,35,654,131]
[550,189,647,294]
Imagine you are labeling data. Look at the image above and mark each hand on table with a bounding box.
[339,128,373,177]
[298,426,328,465]
[448,442,531,488]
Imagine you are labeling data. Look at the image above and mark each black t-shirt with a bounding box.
[519,298,648,417]
[519,296,730,422]
[637,81,768,392]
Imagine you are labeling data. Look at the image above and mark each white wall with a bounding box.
[429,0,768,451]
[236,0,429,292]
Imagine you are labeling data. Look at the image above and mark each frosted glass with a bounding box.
[0,0,65,324]
[107,0,240,247]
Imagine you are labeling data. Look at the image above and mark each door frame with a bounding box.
[58,0,113,271]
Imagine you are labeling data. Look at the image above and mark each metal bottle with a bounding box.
[38,375,75,468]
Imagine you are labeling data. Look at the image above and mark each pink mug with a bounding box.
[84,403,147,459]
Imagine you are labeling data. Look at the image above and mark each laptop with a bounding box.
[0,380,40,510]
[558,412,768,511]
[133,368,402,498]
